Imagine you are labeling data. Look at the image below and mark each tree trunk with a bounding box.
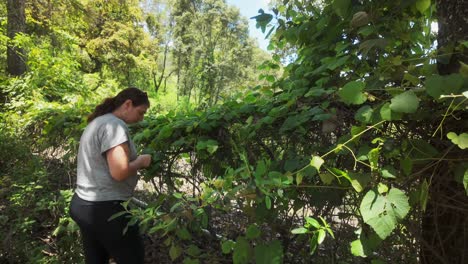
[436,0,468,75]
[6,0,26,76]
[421,1,468,263]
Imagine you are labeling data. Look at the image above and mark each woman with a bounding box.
[70,87,151,264]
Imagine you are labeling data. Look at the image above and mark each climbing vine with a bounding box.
[126,0,468,263]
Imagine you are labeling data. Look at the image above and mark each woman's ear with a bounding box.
[123,99,133,109]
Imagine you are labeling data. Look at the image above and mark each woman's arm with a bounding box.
[106,142,151,181]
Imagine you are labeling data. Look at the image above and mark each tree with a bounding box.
[81,0,158,88]
[170,0,262,106]
[421,1,468,263]
[6,0,26,76]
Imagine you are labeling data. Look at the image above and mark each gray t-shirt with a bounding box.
[75,113,139,201]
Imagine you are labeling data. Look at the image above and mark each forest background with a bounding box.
[0,0,467,264]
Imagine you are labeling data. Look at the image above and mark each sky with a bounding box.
[226,0,272,51]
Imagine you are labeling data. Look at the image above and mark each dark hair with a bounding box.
[87,87,149,123]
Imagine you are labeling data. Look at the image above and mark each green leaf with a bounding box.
[176,227,192,240]
[351,126,366,136]
[291,227,308,234]
[296,172,304,186]
[348,172,371,193]
[183,258,200,264]
[387,188,410,219]
[368,147,380,171]
[355,105,374,124]
[381,166,397,179]
[233,236,250,264]
[186,244,201,257]
[196,139,219,154]
[380,103,401,121]
[350,238,365,257]
[464,169,468,195]
[108,211,127,221]
[332,0,350,18]
[426,74,464,99]
[350,230,382,257]
[246,225,261,239]
[401,157,413,176]
[390,91,419,113]
[254,240,283,264]
[309,232,319,254]
[360,188,410,239]
[358,25,375,37]
[305,217,321,229]
[222,240,235,254]
[173,192,183,199]
[416,0,431,14]
[377,183,388,194]
[338,81,367,105]
[447,132,468,149]
[158,126,173,140]
[265,196,272,209]
[359,39,388,57]
[253,12,273,33]
[317,229,326,244]
[169,244,183,261]
[319,172,335,185]
[310,156,325,171]
[326,55,350,70]
[420,179,429,211]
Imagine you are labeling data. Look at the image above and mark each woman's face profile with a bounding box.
[126,104,148,124]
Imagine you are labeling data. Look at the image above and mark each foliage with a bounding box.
[0,123,82,263]
[123,0,467,262]
[169,0,272,106]
[1,0,467,263]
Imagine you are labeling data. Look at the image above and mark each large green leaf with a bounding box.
[426,74,464,99]
[254,240,283,264]
[390,91,419,113]
[233,236,250,264]
[338,81,367,105]
[360,188,410,239]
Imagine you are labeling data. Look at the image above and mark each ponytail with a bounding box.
[87,87,149,123]
[87,97,116,123]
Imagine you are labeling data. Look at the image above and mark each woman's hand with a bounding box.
[136,154,151,168]
[107,143,151,181]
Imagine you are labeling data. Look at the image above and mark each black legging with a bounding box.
[70,193,144,264]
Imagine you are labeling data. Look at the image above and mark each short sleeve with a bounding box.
[99,121,129,154]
